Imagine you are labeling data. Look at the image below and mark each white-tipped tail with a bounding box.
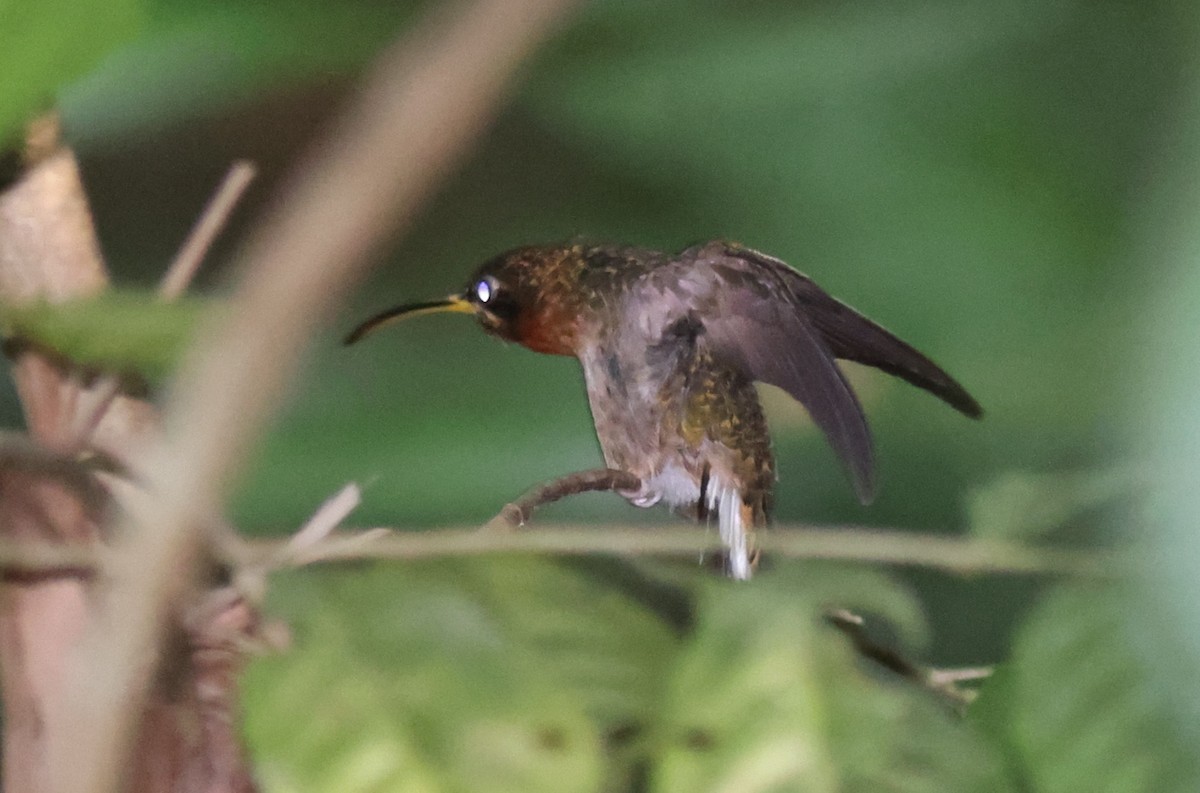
[708,479,752,580]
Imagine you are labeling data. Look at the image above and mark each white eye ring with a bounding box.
[474,278,495,304]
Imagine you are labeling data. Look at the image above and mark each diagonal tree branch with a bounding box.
[45,2,578,792]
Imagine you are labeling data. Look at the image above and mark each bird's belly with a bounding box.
[631,460,701,509]
[577,341,770,519]
[588,400,694,506]
[578,344,693,499]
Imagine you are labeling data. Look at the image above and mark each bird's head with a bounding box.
[344,245,587,355]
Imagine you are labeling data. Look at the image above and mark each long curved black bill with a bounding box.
[343,295,472,345]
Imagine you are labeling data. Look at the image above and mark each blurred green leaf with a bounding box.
[245,638,439,793]
[966,467,1140,541]
[651,566,1006,792]
[1008,585,1200,792]
[332,558,679,728]
[436,557,681,725]
[4,291,216,379]
[246,558,682,791]
[967,665,1026,789]
[0,0,144,147]
[246,561,974,791]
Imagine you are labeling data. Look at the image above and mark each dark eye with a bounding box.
[474,276,498,304]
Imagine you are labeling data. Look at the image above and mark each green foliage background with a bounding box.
[4,0,1199,789]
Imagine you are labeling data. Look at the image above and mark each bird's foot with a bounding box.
[621,486,662,508]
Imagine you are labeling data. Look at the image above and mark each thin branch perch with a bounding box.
[484,468,641,529]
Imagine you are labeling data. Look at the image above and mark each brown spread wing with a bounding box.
[720,244,983,419]
[651,244,877,503]
[649,241,983,503]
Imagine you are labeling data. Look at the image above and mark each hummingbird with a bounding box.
[345,240,982,579]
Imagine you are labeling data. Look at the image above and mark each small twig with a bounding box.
[158,161,257,301]
[0,542,97,577]
[927,666,994,686]
[0,435,108,582]
[286,528,391,568]
[825,608,991,710]
[232,483,367,601]
[0,433,109,513]
[283,482,362,559]
[56,369,86,447]
[65,162,258,455]
[484,468,641,529]
[65,376,122,454]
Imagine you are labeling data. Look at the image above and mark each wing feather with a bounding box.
[647,241,982,503]
[666,244,877,503]
[726,244,983,418]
